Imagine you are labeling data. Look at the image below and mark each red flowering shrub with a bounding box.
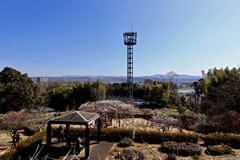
[204,110,240,133]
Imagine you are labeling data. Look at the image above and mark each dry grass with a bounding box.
[0,131,13,156]
[0,130,29,156]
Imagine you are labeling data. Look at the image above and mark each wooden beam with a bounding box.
[85,124,90,159]
[46,123,52,146]
[66,124,70,146]
[97,118,101,143]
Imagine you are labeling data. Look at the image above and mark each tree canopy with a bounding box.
[47,80,106,111]
[192,67,240,115]
[0,67,40,113]
[191,67,240,133]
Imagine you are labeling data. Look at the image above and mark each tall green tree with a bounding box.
[47,84,74,111]
[90,80,106,101]
[145,82,170,108]
[0,67,40,113]
[193,67,240,114]
[47,80,106,111]
[106,83,127,97]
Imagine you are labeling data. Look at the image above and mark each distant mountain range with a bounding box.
[32,74,202,83]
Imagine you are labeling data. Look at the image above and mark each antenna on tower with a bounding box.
[131,21,132,31]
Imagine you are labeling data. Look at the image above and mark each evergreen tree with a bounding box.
[0,67,40,113]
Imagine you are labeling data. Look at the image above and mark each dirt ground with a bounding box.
[0,130,28,156]
[0,131,12,155]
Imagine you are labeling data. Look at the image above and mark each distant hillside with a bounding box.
[32,74,201,83]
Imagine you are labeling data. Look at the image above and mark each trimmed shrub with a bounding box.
[100,128,198,144]
[101,128,133,141]
[118,137,133,147]
[161,141,202,156]
[201,133,240,148]
[134,129,198,144]
[52,126,198,144]
[206,145,233,155]
[120,149,145,160]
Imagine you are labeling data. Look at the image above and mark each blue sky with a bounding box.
[1,0,240,77]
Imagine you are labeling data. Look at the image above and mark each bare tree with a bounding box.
[79,100,139,127]
[150,111,179,132]
[0,111,34,147]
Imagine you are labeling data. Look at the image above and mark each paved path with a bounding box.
[40,140,115,160]
[77,141,115,160]
[88,141,115,160]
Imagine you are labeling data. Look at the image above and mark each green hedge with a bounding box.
[201,133,240,148]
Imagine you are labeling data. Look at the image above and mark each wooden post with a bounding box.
[85,124,90,158]
[47,123,52,146]
[97,118,101,143]
[66,124,70,146]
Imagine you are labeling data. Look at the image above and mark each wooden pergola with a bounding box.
[46,111,101,159]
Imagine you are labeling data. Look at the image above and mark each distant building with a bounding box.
[144,79,153,86]
[37,77,48,93]
[37,77,48,83]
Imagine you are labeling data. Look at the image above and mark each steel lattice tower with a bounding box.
[123,32,137,98]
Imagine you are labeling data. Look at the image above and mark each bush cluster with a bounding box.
[201,133,240,148]
[120,149,145,160]
[206,144,233,155]
[161,141,202,156]
[118,137,133,147]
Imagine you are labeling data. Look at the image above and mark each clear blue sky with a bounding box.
[1,0,240,77]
